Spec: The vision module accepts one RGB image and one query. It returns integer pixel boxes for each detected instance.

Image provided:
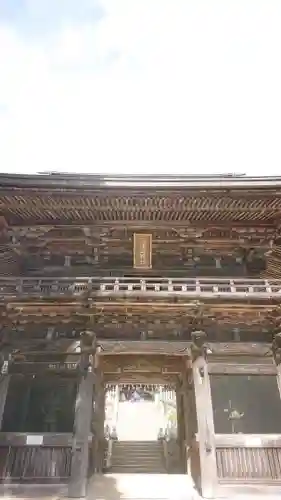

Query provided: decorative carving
[190,330,208,361]
[79,329,97,374]
[201,228,239,240]
[80,330,96,351]
[241,247,266,274]
[266,305,281,337]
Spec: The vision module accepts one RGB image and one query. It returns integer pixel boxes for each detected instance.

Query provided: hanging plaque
[133,233,152,269]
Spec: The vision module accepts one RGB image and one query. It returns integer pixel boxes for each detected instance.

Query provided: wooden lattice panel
[0,445,72,481]
[216,446,281,481]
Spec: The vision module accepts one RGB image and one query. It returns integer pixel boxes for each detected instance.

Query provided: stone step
[111,463,165,468]
[113,446,162,450]
[113,451,163,456]
[112,453,162,462]
[113,460,164,466]
[113,442,162,446]
[111,440,165,474]
[113,445,162,449]
[111,463,166,473]
[111,467,166,473]
[113,450,163,456]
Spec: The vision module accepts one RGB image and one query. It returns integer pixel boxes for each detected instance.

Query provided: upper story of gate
[1,172,281,301]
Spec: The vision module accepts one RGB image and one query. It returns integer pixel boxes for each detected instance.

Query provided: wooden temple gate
[1,340,281,498]
[1,173,281,497]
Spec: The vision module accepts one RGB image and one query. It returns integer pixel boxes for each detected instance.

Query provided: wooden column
[176,384,185,470]
[113,384,120,426]
[272,333,281,399]
[94,374,105,473]
[68,331,96,499]
[176,387,182,437]
[0,375,10,429]
[68,369,95,498]
[182,370,191,472]
[192,356,217,499]
[274,359,281,407]
[182,364,198,477]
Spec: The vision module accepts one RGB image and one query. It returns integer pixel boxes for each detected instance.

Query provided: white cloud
[0,0,281,175]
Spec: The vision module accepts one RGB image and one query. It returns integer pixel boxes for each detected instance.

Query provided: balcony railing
[0,276,281,300]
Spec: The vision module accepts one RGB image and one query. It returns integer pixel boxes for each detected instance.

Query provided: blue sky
[0,0,280,175]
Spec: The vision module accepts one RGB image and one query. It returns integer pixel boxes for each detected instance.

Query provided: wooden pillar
[182,371,190,473]
[68,335,96,499]
[0,375,10,429]
[68,369,95,498]
[176,384,185,469]
[175,386,182,439]
[272,333,281,399]
[113,384,119,425]
[276,364,281,399]
[192,356,217,499]
[182,365,198,474]
[93,370,105,473]
[97,382,105,472]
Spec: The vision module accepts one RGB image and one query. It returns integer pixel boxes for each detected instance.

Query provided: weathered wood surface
[99,341,272,356]
[181,368,198,479]
[1,276,281,299]
[2,307,274,342]
[215,434,281,448]
[175,386,185,469]
[1,224,272,280]
[0,444,72,482]
[208,363,276,375]
[103,372,179,384]
[68,369,95,498]
[101,354,184,374]
[216,446,281,482]
[99,341,191,355]
[0,300,275,350]
[0,432,74,446]
[276,363,281,400]
[2,174,281,492]
[8,361,79,374]
[0,376,10,429]
[1,181,281,227]
[1,174,281,281]
[193,356,217,499]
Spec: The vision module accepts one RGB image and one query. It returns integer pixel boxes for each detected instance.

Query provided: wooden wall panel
[216,447,281,481]
[0,445,72,481]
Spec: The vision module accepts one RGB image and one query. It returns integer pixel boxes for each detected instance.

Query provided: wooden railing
[0,433,73,483]
[0,276,281,299]
[215,434,281,483]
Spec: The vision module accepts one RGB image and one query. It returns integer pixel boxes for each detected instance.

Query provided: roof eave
[1,173,281,191]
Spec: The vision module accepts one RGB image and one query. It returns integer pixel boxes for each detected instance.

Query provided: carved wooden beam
[101,354,183,374]
[103,372,179,384]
